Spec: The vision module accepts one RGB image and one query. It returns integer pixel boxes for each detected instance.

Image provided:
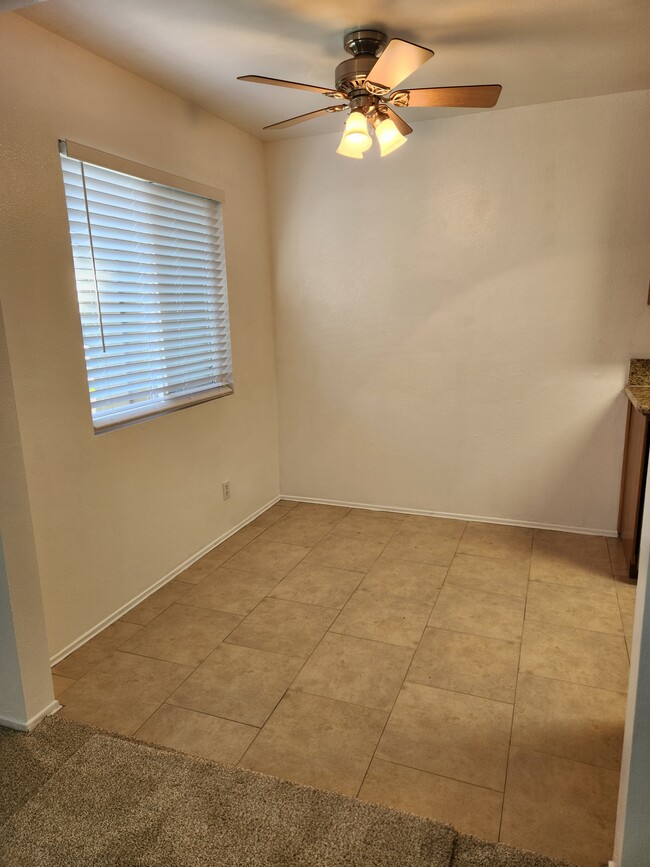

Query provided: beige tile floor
[52,500,636,867]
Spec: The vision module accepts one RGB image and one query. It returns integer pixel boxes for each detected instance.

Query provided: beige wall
[266,90,650,533]
[0,15,280,658]
[0,305,55,727]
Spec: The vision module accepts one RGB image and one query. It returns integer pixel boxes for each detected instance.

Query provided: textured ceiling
[18,0,650,140]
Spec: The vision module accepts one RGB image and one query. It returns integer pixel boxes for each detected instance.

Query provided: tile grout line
[496,527,534,842]
[368,755,510,796]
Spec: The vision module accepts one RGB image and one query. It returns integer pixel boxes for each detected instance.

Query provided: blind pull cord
[80,161,107,353]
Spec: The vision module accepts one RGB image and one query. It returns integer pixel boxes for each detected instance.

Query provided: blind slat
[91,373,229,409]
[61,153,232,430]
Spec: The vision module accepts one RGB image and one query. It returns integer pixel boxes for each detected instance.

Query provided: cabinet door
[618,404,649,575]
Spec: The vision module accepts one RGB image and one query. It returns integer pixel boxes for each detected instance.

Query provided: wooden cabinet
[618,401,650,580]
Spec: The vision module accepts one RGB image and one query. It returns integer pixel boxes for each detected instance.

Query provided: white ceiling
[17,0,650,140]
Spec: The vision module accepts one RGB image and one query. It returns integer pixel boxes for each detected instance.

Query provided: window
[59,141,233,433]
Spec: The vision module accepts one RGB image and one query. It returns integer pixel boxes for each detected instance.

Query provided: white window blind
[60,146,233,432]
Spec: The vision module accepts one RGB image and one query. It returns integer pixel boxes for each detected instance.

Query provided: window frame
[59,140,234,434]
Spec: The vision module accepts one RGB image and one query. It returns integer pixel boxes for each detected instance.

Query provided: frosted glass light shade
[375,116,407,156]
[336,111,372,158]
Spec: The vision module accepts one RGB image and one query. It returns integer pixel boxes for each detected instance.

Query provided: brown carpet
[0,716,573,867]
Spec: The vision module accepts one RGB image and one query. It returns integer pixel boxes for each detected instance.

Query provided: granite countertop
[625,359,650,416]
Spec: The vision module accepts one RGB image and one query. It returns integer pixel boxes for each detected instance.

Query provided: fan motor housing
[335,56,377,93]
[336,29,387,93]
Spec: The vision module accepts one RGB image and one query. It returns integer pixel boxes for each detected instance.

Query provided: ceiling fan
[238,29,502,158]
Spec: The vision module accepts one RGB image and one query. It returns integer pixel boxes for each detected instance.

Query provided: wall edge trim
[0,699,61,732]
[49,495,281,666]
[280,494,618,537]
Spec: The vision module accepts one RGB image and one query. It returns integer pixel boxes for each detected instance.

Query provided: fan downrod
[343,29,387,58]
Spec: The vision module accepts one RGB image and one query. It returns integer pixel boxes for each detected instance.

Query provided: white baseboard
[0,699,61,732]
[281,494,618,537]
[50,495,281,667]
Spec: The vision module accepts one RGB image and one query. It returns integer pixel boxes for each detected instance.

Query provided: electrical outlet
[222,480,231,501]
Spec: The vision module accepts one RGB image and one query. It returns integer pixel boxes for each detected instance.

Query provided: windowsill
[92,385,234,434]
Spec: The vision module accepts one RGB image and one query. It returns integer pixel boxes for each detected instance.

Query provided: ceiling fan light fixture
[375,116,407,156]
[336,110,372,158]
[240,29,502,157]
[336,137,364,158]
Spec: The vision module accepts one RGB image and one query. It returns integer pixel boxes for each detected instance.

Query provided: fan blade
[238,75,344,98]
[364,39,434,94]
[391,84,502,108]
[263,105,347,130]
[382,106,413,136]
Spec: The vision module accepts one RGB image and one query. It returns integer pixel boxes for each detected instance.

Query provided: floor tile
[331,588,432,648]
[134,703,258,764]
[534,529,610,559]
[292,632,413,711]
[500,746,619,867]
[428,585,525,641]
[258,511,337,547]
[377,682,512,791]
[52,674,75,699]
[52,620,141,680]
[520,621,629,692]
[622,613,634,654]
[290,502,350,522]
[359,758,503,841]
[226,597,337,658]
[347,508,406,522]
[401,515,467,537]
[407,628,519,703]
[58,650,192,735]
[334,511,403,542]
[240,690,387,796]
[225,539,310,580]
[512,673,626,770]
[382,528,461,568]
[177,567,279,615]
[529,552,614,590]
[530,530,613,590]
[607,537,629,577]
[308,533,385,571]
[250,500,298,529]
[175,557,219,584]
[359,558,446,604]
[457,522,533,561]
[269,560,364,608]
[446,553,529,598]
[526,581,623,635]
[169,642,303,726]
[120,581,190,626]
[120,603,241,666]
[614,576,637,617]
[216,524,266,554]
[192,525,268,572]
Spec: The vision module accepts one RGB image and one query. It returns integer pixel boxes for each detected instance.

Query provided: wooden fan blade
[382,106,413,136]
[391,84,502,108]
[238,75,344,98]
[364,39,434,94]
[263,105,347,130]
